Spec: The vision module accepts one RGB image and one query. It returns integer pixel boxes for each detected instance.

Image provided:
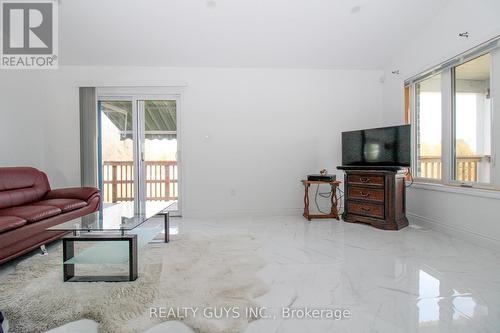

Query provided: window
[406,37,500,190]
[415,74,442,180]
[453,54,491,184]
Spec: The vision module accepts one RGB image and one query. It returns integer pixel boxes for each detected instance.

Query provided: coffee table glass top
[48,200,176,232]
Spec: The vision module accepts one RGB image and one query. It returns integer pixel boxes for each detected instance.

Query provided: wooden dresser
[340,169,408,230]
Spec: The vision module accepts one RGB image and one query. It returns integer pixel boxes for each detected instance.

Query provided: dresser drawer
[347,201,384,219]
[348,186,384,202]
[348,174,384,186]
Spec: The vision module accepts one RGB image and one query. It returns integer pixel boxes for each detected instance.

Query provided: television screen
[342,125,411,167]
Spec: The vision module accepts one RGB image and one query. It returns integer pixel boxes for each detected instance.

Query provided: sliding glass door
[98,96,180,214]
[137,100,179,210]
[99,100,136,202]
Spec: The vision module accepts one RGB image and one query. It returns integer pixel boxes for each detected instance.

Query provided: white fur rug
[0,232,267,333]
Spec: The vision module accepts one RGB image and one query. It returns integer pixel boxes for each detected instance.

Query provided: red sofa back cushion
[0,167,51,209]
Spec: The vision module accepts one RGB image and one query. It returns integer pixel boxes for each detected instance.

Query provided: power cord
[314,184,330,214]
[314,184,344,215]
[336,187,344,215]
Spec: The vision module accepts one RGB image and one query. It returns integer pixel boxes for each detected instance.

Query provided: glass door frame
[136,96,181,216]
[97,94,182,216]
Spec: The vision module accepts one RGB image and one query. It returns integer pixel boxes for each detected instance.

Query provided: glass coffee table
[48,200,176,282]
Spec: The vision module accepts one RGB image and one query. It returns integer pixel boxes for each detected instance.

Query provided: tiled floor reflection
[179,216,500,333]
[2,215,500,333]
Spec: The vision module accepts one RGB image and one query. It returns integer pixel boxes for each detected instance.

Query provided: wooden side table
[301,180,341,221]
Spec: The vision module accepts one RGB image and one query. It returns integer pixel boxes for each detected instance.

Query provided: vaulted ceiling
[59,0,450,69]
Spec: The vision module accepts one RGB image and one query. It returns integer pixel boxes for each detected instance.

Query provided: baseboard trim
[407,212,500,251]
[184,207,305,218]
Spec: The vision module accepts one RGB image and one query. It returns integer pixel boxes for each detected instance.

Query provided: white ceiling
[59,0,450,69]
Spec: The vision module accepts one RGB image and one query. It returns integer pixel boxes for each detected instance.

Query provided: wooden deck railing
[102,161,178,203]
[419,156,490,182]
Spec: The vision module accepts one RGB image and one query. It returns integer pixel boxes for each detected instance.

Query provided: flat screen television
[341,125,411,167]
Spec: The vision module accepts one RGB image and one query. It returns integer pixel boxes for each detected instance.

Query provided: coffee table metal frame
[58,207,172,282]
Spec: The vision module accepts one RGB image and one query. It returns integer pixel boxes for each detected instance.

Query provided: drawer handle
[360,177,370,183]
[361,207,371,212]
[360,191,370,197]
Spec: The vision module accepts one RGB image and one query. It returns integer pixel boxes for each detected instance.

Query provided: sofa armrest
[44,187,100,202]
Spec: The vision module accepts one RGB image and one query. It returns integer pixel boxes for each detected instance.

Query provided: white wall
[0,71,48,169]
[382,0,500,243]
[0,66,384,217]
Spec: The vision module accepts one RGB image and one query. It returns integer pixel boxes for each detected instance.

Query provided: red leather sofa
[0,167,100,265]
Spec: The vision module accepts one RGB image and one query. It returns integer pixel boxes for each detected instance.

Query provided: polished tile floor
[2,216,500,333]
[186,216,500,333]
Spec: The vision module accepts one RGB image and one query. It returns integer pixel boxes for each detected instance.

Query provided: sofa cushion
[0,205,61,223]
[0,216,27,234]
[44,187,100,202]
[0,167,51,209]
[34,199,87,213]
